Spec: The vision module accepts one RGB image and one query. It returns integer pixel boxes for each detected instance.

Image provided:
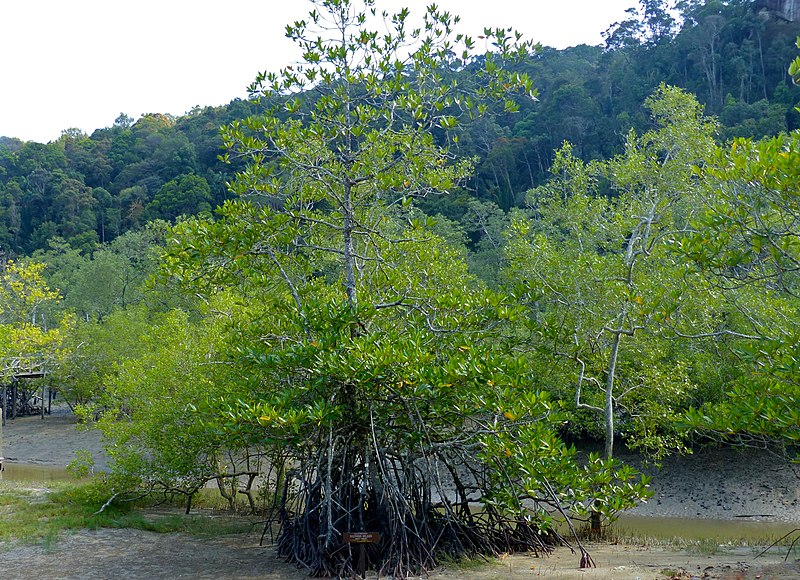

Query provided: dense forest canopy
[0,0,798,257]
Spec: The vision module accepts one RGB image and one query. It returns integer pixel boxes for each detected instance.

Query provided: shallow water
[1,462,74,482]
[613,513,799,542]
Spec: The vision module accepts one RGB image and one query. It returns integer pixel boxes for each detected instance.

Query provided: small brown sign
[343,531,381,543]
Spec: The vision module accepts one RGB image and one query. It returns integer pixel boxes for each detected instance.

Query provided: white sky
[0,0,637,143]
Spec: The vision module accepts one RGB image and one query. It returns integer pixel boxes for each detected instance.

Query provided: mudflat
[2,406,108,470]
[1,409,799,579]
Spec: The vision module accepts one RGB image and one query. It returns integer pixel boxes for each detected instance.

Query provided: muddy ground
[1,409,799,579]
[1,525,798,580]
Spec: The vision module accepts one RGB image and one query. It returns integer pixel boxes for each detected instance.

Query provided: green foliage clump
[680,125,800,451]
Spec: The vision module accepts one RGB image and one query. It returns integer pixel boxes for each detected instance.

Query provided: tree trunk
[589,329,622,536]
[604,331,622,461]
[342,180,357,312]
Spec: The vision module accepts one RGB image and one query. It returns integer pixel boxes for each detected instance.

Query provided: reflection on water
[1,462,74,482]
[613,513,799,542]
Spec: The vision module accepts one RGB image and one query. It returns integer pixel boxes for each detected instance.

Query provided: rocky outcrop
[756,0,800,21]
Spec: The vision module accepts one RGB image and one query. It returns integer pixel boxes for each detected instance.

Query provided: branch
[259,244,311,338]
[664,327,766,342]
[574,356,604,414]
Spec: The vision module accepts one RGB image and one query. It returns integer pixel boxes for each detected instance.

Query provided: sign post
[343,532,381,578]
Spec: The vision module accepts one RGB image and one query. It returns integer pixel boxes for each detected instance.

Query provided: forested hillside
[0,0,798,257]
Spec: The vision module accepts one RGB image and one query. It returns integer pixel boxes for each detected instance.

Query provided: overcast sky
[0,0,637,143]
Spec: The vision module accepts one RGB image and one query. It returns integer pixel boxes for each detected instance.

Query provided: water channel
[1,461,77,482]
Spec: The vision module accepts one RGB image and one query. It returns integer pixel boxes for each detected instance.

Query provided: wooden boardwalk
[1,371,52,426]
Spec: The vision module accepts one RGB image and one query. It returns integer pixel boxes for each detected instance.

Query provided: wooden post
[357,543,366,578]
[1,405,4,474]
[41,383,45,419]
[10,381,16,419]
[590,508,602,535]
[343,532,381,578]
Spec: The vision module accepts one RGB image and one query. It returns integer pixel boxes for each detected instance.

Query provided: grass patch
[114,509,257,537]
[0,478,257,546]
[681,536,727,556]
[436,553,493,571]
[0,483,95,543]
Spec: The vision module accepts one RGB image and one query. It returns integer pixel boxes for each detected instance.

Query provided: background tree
[145,174,212,221]
[505,86,718,461]
[0,260,66,381]
[51,304,152,410]
[34,224,166,322]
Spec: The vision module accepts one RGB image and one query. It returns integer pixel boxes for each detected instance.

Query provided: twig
[755,528,800,562]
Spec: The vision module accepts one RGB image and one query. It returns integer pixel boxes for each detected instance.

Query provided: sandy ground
[1,409,800,579]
